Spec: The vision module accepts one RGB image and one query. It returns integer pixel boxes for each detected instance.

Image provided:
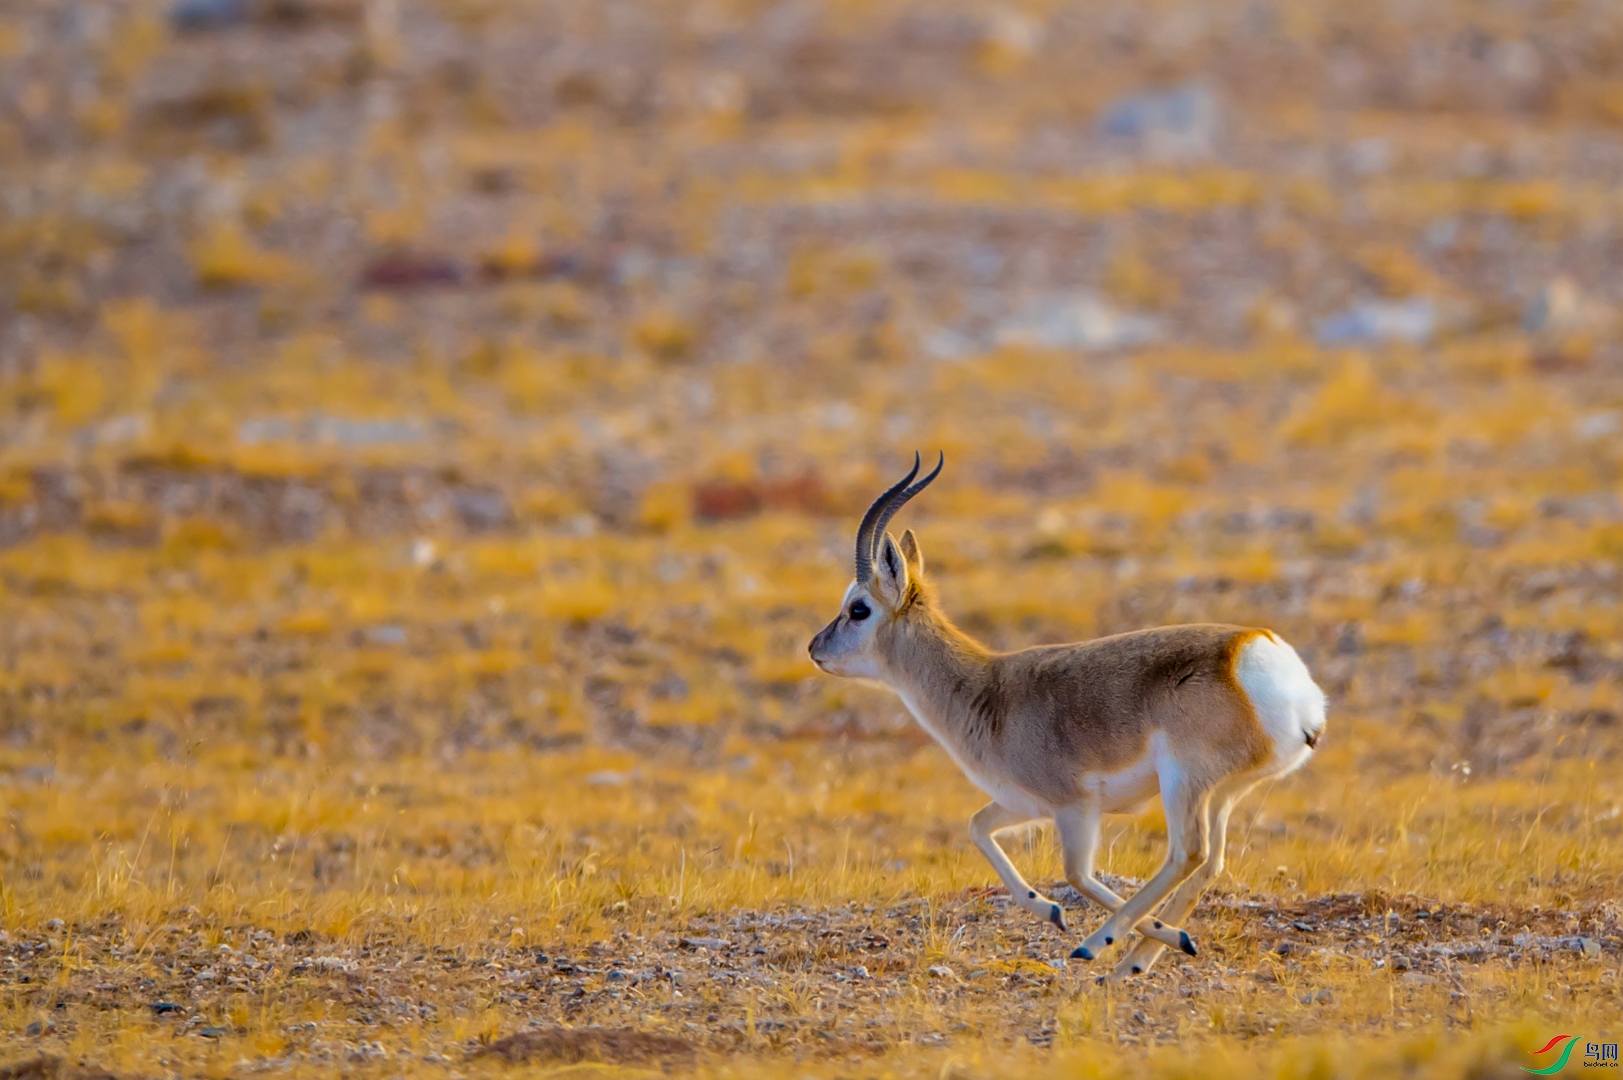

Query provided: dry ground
[2,0,1623,1077]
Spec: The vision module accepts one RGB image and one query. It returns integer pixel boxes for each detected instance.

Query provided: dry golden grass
[2,0,1623,1077]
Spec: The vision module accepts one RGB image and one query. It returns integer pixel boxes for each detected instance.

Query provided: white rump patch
[1234,633,1327,776]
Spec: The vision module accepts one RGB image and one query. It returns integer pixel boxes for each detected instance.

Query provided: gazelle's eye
[848,600,871,621]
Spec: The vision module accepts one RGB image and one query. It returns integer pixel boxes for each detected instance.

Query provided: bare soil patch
[475,1027,697,1067]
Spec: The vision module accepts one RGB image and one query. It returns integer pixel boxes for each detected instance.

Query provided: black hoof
[1104,936,1113,945]
[1179,930,1197,957]
[1071,945,1094,961]
[1130,965,1142,975]
[1049,904,1066,931]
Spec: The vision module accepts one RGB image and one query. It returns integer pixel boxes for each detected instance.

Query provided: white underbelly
[1085,751,1160,813]
[957,759,1048,818]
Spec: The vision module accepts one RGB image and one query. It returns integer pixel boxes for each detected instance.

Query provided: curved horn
[854,452,920,583]
[869,451,943,558]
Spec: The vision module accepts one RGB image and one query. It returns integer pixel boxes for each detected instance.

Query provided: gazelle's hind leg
[969,801,1069,932]
[1053,803,1196,956]
[1071,772,1213,962]
[1112,777,1259,978]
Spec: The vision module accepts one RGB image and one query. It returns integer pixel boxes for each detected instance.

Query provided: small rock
[1291,920,1315,933]
[364,624,407,646]
[1400,972,1433,986]
[587,771,629,787]
[171,0,248,32]
[199,1025,230,1038]
[1577,936,1603,958]
[1315,298,1436,346]
[360,253,464,290]
[25,1021,46,1036]
[1391,955,1413,972]
[311,956,356,973]
[43,919,63,932]
[927,964,958,980]
[1131,1010,1148,1025]
[851,965,870,979]
[994,291,1160,352]
[1573,413,1623,449]
[1099,81,1221,159]
[677,937,729,950]
[605,969,628,982]
[1524,277,1605,335]
[152,1001,182,1014]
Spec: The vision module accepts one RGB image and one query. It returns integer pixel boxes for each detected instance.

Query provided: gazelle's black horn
[869,451,943,560]
[854,453,920,583]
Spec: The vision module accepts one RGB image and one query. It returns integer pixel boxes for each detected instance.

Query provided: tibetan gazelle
[808,454,1327,978]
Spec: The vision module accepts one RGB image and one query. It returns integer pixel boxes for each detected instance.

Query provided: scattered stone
[678,937,730,950]
[1524,277,1608,335]
[1098,82,1221,159]
[1315,298,1436,346]
[170,0,249,31]
[993,291,1161,352]
[360,253,465,290]
[171,0,361,32]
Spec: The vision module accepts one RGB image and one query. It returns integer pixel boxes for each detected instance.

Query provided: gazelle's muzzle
[807,618,839,671]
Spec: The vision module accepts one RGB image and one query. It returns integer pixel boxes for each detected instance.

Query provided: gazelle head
[808,452,943,680]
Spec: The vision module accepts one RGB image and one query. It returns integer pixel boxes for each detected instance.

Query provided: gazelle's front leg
[1053,803,1197,957]
[969,802,1068,932]
[1072,777,1213,962]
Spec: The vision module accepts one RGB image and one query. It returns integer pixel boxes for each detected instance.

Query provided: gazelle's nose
[807,624,831,664]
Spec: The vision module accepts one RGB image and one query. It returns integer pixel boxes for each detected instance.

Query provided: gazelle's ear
[874,531,910,603]
[899,528,924,577]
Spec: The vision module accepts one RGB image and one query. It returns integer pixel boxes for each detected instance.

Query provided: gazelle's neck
[880,588,1000,746]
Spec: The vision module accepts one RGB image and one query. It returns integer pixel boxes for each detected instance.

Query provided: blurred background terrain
[0,1,1621,1076]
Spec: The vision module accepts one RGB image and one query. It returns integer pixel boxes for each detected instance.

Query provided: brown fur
[879,580,1272,807]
